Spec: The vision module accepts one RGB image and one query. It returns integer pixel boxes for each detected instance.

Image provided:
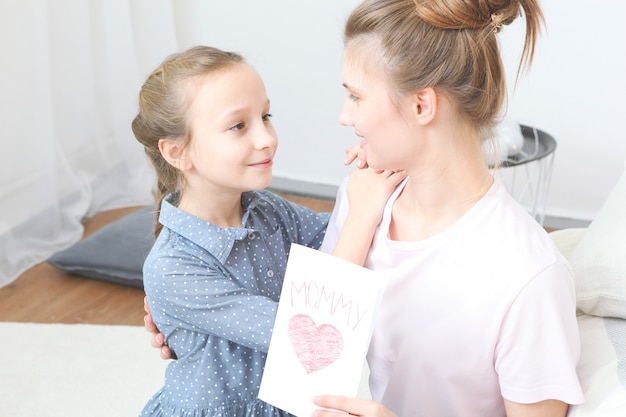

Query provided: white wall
[175,0,626,223]
[170,0,359,191]
[498,0,626,222]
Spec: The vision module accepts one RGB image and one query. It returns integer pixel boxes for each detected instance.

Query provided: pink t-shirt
[320,178,583,417]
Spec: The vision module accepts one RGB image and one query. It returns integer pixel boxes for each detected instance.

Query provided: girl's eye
[230,122,245,131]
[262,113,273,122]
[348,94,359,102]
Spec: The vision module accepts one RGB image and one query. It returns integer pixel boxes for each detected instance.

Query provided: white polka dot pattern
[139,190,330,417]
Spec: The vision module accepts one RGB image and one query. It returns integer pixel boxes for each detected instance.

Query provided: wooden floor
[0,193,555,327]
[0,194,335,326]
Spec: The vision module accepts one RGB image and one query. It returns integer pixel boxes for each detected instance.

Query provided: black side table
[491,124,557,225]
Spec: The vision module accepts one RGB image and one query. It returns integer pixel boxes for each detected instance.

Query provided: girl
[313,1,583,416]
[132,45,405,417]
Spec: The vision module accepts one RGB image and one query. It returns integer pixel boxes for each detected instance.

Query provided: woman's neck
[390,130,493,241]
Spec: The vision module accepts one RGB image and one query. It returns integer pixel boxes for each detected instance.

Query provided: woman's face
[339,44,419,171]
[182,63,278,193]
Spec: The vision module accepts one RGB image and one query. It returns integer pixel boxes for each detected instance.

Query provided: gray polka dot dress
[139,190,330,417]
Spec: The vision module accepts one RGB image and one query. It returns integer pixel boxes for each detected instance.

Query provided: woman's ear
[411,87,437,125]
[158,138,191,171]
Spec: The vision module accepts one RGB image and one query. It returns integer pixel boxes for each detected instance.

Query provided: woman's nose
[338,99,353,127]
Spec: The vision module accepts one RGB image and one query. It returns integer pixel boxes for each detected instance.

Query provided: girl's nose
[255,125,278,149]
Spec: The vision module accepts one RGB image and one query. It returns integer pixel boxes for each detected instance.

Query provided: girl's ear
[411,87,437,125]
[158,138,191,171]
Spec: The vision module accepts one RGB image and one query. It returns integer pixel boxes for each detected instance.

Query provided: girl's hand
[331,167,406,266]
[344,141,368,169]
[311,395,397,417]
[345,167,406,230]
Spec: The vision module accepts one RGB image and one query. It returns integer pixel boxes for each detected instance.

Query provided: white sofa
[549,161,626,417]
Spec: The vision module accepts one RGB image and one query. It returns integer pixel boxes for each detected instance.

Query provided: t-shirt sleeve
[319,177,350,254]
[495,261,584,405]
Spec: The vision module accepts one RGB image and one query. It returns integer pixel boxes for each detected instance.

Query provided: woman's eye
[230,122,245,131]
[262,113,273,122]
[348,94,359,102]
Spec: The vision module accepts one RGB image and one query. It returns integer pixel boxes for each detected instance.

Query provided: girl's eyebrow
[221,99,271,120]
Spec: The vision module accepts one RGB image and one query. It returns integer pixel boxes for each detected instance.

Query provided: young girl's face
[183,63,277,193]
[339,44,420,171]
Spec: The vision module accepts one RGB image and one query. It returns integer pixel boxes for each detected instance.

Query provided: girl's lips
[249,158,273,168]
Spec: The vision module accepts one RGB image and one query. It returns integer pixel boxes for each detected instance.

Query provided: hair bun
[414,0,520,32]
[488,1,523,29]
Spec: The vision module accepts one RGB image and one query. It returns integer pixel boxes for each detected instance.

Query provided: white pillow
[566,314,626,417]
[569,162,626,319]
[549,228,587,261]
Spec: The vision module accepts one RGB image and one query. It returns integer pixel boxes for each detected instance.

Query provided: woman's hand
[143,296,175,360]
[312,395,397,417]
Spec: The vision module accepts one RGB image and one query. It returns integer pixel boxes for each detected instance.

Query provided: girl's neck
[177,189,244,228]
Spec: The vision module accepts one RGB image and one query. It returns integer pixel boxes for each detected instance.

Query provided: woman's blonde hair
[131,46,244,236]
[344,0,543,131]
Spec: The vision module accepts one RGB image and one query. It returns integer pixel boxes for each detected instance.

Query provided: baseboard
[269,177,338,200]
[542,216,590,231]
[269,176,591,231]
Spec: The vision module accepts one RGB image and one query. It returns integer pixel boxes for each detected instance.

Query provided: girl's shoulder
[251,189,290,205]
[249,189,330,218]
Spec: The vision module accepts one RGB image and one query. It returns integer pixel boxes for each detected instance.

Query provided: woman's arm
[312,395,397,417]
[504,399,568,417]
[310,395,569,417]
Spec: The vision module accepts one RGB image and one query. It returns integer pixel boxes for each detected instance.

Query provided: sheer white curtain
[0,0,355,287]
[0,0,189,287]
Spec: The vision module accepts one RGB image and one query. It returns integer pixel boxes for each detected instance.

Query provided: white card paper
[258,243,387,417]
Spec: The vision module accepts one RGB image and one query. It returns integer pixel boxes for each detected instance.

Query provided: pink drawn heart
[287,314,344,374]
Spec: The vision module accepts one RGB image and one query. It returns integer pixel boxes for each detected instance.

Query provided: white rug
[0,322,168,417]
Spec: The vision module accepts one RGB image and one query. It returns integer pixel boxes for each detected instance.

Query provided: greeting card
[258,243,387,417]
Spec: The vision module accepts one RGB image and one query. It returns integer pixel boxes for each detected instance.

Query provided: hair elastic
[491,13,503,33]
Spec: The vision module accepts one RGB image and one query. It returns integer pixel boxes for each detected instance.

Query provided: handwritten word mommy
[289,280,368,331]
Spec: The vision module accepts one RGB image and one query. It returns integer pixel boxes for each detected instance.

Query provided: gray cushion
[47,206,155,288]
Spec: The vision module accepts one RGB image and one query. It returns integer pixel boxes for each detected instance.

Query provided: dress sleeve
[261,191,331,250]
[145,250,279,353]
[495,261,584,405]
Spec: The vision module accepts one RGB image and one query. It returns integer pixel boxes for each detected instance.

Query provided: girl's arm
[331,167,406,266]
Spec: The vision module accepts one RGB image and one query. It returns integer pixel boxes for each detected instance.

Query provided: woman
[313,0,583,416]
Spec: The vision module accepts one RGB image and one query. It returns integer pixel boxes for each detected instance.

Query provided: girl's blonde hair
[131,46,244,236]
